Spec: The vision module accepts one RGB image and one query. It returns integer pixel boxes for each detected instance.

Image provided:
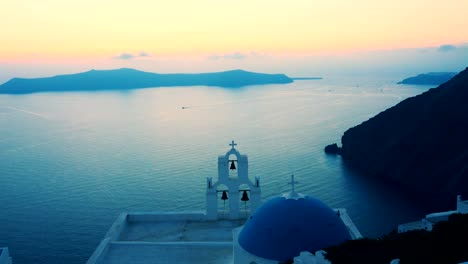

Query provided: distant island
[291,77,323,80]
[326,67,468,208]
[398,72,457,85]
[0,68,293,94]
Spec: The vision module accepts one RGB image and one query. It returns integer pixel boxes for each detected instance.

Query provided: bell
[221,190,228,200]
[241,190,249,202]
[230,160,236,170]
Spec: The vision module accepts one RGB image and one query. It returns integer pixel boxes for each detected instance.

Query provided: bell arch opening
[239,183,251,215]
[228,154,239,180]
[217,184,230,216]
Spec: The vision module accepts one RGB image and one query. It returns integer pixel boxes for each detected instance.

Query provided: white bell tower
[206,141,261,220]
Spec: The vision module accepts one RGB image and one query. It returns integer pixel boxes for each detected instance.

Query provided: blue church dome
[238,194,351,261]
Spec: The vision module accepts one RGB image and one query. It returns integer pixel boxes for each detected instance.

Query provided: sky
[1,0,468,82]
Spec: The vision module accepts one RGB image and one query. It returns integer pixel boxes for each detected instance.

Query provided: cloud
[438,44,457,52]
[208,52,248,60]
[224,52,247,60]
[114,52,152,60]
[114,53,135,60]
[138,52,150,57]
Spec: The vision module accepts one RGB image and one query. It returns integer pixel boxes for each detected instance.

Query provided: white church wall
[457,195,468,213]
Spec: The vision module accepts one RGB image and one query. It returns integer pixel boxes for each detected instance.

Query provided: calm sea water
[0,77,432,264]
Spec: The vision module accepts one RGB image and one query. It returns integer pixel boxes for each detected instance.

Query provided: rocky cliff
[340,68,468,204]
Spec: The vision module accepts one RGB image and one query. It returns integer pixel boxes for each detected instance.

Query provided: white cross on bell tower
[229,140,237,149]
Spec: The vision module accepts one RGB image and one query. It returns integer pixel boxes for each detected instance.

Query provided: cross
[229,140,237,149]
[289,174,299,193]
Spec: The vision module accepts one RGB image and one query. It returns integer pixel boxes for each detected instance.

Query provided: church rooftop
[87,212,247,264]
[120,217,245,242]
[98,241,233,264]
[87,143,361,264]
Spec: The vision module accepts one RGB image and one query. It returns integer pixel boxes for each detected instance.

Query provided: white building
[0,248,12,264]
[398,195,468,233]
[87,142,361,264]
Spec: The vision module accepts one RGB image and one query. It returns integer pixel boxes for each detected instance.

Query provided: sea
[0,76,433,264]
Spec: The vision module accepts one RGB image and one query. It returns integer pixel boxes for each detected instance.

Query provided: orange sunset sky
[1,0,467,81]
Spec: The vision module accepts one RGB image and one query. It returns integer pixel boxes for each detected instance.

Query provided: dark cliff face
[341,68,468,203]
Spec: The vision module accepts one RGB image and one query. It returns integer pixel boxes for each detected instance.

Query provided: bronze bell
[230,160,236,170]
[241,190,249,202]
[221,190,228,200]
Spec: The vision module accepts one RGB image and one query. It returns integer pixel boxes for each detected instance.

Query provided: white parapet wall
[425,210,457,223]
[126,211,206,222]
[87,213,130,264]
[398,219,434,233]
[336,208,363,239]
[87,211,212,264]
[0,248,12,264]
